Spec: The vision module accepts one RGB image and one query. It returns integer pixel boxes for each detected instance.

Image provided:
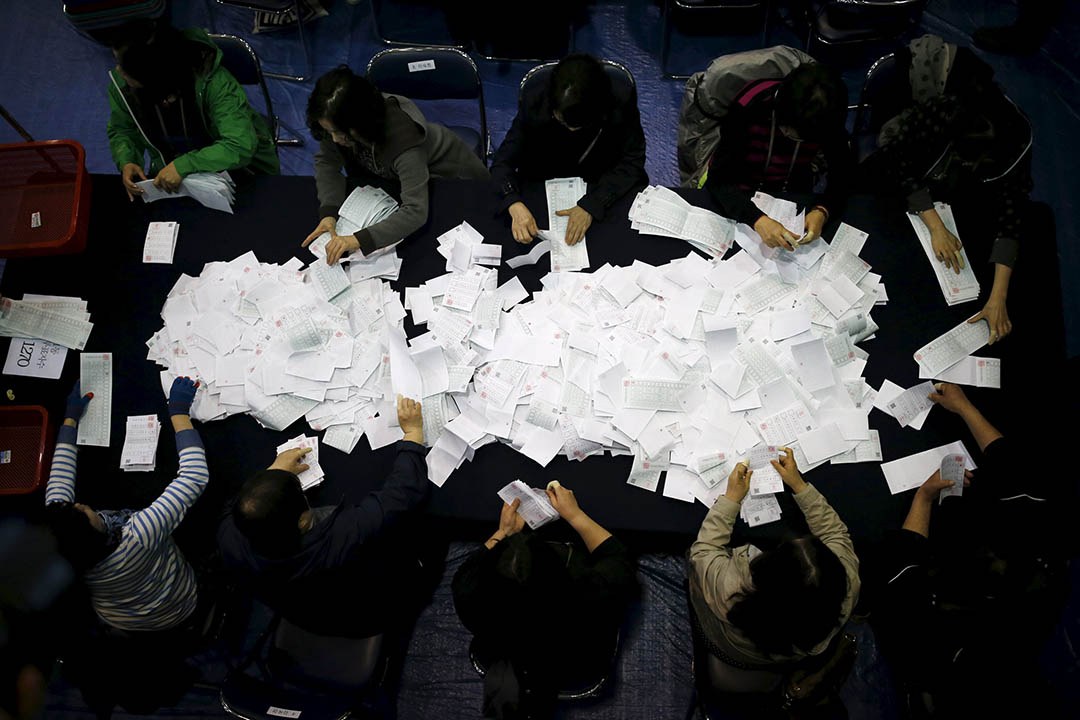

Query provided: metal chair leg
[265,0,311,82]
[274,119,306,147]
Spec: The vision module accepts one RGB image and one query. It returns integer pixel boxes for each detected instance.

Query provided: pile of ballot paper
[629,185,737,258]
[497,480,559,529]
[276,434,325,490]
[307,185,400,262]
[138,171,237,214]
[0,295,93,351]
[143,221,179,264]
[120,415,161,472]
[907,202,980,305]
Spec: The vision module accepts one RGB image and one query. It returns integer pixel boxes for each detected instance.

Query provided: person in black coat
[452,481,637,719]
[217,396,429,639]
[490,53,648,247]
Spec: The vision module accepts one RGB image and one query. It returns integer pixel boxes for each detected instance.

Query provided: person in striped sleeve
[44,377,210,632]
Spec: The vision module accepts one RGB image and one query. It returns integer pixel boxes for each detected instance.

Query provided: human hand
[802,208,826,244]
[927,382,973,414]
[915,468,972,504]
[167,375,200,417]
[121,162,147,201]
[771,447,807,493]
[968,298,1011,344]
[508,202,539,244]
[930,227,964,274]
[397,394,423,444]
[324,233,360,266]
[546,482,584,523]
[555,205,593,246]
[64,382,94,423]
[753,215,798,251]
[724,461,751,503]
[152,162,183,193]
[269,447,312,475]
[301,216,337,250]
[497,498,526,538]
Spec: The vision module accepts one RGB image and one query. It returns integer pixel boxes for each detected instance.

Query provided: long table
[0,175,1051,550]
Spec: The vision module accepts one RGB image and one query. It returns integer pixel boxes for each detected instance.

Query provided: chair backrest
[269,618,384,694]
[854,52,903,135]
[209,33,277,139]
[518,60,638,111]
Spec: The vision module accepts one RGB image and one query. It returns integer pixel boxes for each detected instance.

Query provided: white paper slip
[914,317,991,376]
[622,378,690,412]
[885,381,936,428]
[880,440,977,495]
[627,447,666,492]
[506,239,552,269]
[754,402,815,446]
[308,259,351,301]
[790,338,836,392]
[939,452,966,503]
[918,355,1001,389]
[829,223,868,256]
[3,338,67,379]
[741,493,782,527]
[78,352,113,447]
[907,203,980,305]
[747,444,783,496]
[498,480,560,528]
[537,229,590,273]
[830,429,882,464]
[120,415,160,471]
[143,221,179,263]
[275,434,325,490]
[520,426,565,467]
[0,298,93,350]
[796,424,850,465]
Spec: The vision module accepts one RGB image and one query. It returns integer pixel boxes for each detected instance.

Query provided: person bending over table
[865,60,1035,345]
[45,377,209,631]
[301,67,490,265]
[108,25,280,201]
[490,53,648,247]
[452,481,637,719]
[868,383,1069,716]
[687,450,859,693]
[217,396,429,639]
[702,63,853,251]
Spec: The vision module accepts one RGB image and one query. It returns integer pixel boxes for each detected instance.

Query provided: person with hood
[301,66,490,265]
[107,24,279,201]
[217,396,428,639]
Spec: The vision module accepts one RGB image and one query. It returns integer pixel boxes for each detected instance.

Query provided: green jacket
[106,27,279,177]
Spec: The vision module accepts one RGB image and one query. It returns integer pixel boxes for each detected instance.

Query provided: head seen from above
[774,63,848,143]
[548,53,613,133]
[44,502,114,574]
[114,25,199,103]
[234,469,311,558]
[308,65,387,149]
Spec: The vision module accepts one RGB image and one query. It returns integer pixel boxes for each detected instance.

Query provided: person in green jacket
[107,25,279,201]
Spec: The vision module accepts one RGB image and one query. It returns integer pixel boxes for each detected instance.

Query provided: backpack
[677,45,815,188]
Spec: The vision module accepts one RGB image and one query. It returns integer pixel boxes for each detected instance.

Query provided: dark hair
[44,503,116,574]
[88,18,158,50]
[775,63,848,141]
[727,536,848,656]
[307,66,387,145]
[548,54,613,130]
[234,469,308,558]
[117,25,203,103]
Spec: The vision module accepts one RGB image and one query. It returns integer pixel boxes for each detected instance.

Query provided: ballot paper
[795,424,850,465]
[829,223,869,256]
[506,239,552,269]
[913,319,990,377]
[78,353,113,447]
[830,429,882,464]
[137,171,236,214]
[747,444,783,496]
[918,355,1001,388]
[880,441,977,495]
[907,203,980,305]
[497,480,559,529]
[307,186,400,263]
[939,452,966,503]
[120,415,160,471]
[544,178,590,272]
[3,338,67,379]
[628,185,736,257]
[0,297,93,350]
[143,222,179,264]
[275,434,325,490]
[884,381,936,428]
[741,492,782,527]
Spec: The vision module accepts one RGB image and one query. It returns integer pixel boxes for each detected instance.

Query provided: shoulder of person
[380,95,427,159]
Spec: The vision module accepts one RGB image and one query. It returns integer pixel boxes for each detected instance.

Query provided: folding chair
[518,60,638,112]
[851,51,903,159]
[369,0,468,50]
[366,47,488,162]
[803,0,927,53]
[209,33,305,147]
[659,0,772,81]
[211,0,312,82]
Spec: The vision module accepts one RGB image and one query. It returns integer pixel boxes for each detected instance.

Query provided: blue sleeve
[128,429,209,547]
[45,425,79,505]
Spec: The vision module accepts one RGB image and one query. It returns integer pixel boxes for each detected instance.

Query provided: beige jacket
[688,485,860,667]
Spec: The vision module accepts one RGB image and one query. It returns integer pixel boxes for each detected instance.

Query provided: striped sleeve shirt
[45,423,210,631]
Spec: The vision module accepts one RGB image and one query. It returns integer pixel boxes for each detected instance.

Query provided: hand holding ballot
[926,382,972,414]
[753,215,799,251]
[509,202,540,244]
[398,394,424,445]
[724,462,752,503]
[771,447,808,494]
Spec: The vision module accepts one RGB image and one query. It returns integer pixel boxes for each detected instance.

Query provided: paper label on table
[78,352,113,447]
[3,338,67,379]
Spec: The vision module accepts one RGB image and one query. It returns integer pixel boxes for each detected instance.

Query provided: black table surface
[0,174,1040,550]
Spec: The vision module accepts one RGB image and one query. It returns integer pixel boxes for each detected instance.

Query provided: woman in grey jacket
[301,66,489,264]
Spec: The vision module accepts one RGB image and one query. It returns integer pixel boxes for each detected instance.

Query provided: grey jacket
[314,94,489,253]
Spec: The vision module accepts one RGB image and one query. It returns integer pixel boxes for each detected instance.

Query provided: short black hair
[44,503,116,574]
[307,66,387,145]
[775,63,848,141]
[234,469,308,558]
[87,18,158,50]
[548,54,613,130]
[727,535,848,655]
[117,25,203,102]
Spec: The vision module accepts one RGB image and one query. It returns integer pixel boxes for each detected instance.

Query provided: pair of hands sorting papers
[137,171,236,214]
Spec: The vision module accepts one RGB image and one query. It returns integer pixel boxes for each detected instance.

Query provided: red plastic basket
[0,140,91,257]
[0,406,54,496]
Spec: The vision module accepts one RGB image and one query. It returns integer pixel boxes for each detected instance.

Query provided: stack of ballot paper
[411,215,889,526]
[145,250,411,462]
[628,185,737,258]
[544,177,591,272]
[138,172,236,214]
[276,434,325,490]
[912,318,990,378]
[497,480,559,529]
[143,222,179,264]
[907,202,979,305]
[918,355,1001,388]
[308,185,400,263]
[0,294,94,351]
[120,415,161,472]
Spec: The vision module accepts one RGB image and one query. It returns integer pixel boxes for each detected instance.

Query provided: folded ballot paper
[408,214,894,525]
[907,202,979,306]
[629,185,736,258]
[137,172,237,214]
[497,480,559,529]
[307,185,401,264]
